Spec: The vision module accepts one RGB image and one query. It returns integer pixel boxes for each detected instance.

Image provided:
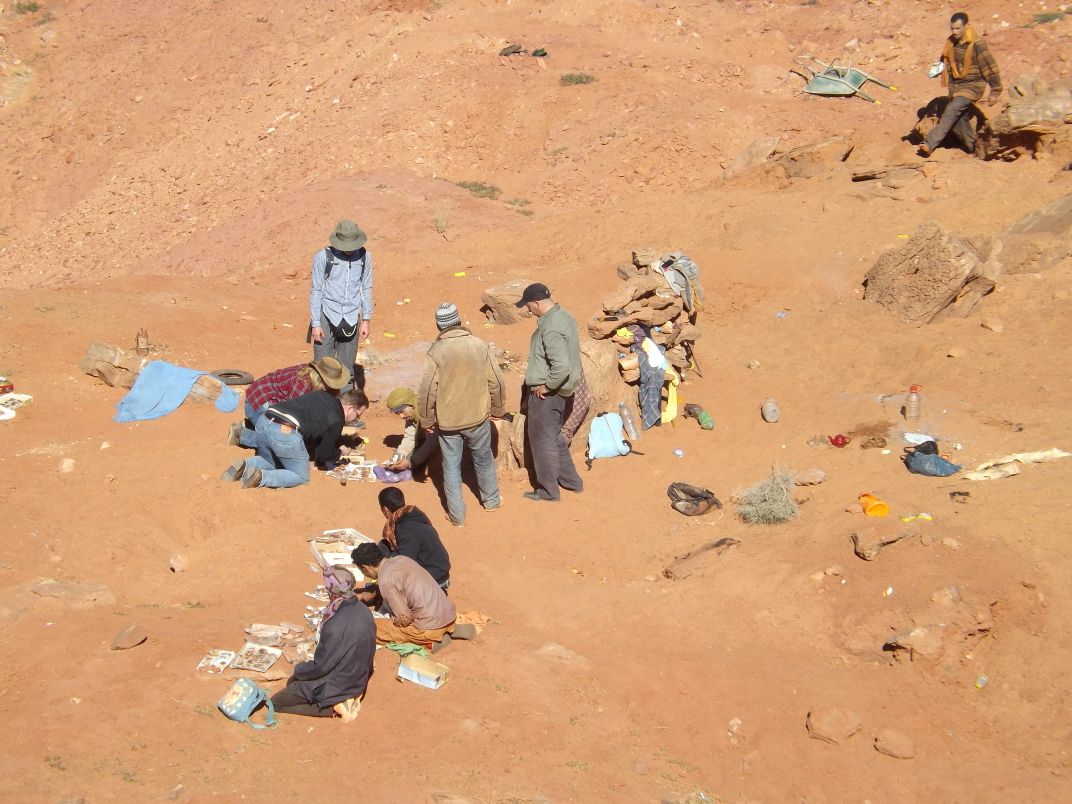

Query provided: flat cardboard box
[309,527,373,575]
[397,654,449,689]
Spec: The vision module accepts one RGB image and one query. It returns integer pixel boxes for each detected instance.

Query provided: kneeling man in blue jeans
[221,389,368,489]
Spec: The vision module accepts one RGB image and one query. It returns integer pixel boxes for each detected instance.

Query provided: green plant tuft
[560,72,596,86]
[1034,11,1070,23]
[455,180,501,199]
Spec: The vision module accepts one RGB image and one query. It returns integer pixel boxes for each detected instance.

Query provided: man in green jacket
[418,303,507,526]
[516,283,584,502]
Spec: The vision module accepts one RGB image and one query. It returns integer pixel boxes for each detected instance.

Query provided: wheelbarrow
[792,56,897,104]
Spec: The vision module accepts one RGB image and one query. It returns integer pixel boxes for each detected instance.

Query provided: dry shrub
[737,469,798,525]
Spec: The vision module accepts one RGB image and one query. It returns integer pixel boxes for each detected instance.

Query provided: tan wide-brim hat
[329,219,368,252]
[309,356,351,390]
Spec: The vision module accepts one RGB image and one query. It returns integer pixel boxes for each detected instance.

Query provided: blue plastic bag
[904,451,961,477]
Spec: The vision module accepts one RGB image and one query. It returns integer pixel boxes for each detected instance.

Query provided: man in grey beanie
[417,303,507,526]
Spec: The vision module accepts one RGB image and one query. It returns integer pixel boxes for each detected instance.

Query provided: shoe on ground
[241,468,262,489]
[227,422,242,447]
[450,623,478,640]
[333,696,362,722]
[431,633,452,654]
[523,491,559,502]
[220,459,245,482]
[445,515,465,527]
[918,143,932,157]
[483,498,506,513]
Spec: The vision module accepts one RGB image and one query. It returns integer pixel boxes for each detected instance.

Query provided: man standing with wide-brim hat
[309,219,374,389]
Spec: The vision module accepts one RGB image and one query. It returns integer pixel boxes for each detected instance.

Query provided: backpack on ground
[586,412,631,468]
[218,678,277,729]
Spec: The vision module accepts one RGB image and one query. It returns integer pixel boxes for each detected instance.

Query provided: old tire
[211,369,255,386]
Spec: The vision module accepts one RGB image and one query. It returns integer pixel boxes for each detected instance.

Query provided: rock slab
[806,705,862,744]
[875,728,915,759]
[111,623,148,650]
[30,578,116,607]
[852,521,919,561]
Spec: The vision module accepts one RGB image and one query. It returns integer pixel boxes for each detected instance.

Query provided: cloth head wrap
[322,566,358,622]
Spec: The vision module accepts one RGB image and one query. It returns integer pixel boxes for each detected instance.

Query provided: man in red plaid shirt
[229,357,350,448]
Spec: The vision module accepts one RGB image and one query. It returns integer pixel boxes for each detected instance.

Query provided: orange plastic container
[859,493,890,517]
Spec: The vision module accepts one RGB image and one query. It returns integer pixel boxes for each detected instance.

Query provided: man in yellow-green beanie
[384,387,438,472]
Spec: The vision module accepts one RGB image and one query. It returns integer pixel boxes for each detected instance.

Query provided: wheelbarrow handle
[820,73,879,103]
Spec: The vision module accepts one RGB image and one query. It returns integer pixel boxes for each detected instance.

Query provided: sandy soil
[2,1,1072,801]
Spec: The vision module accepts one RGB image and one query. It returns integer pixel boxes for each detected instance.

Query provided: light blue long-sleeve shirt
[309,247,374,327]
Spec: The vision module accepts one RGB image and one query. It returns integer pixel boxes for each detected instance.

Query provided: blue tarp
[114,360,238,422]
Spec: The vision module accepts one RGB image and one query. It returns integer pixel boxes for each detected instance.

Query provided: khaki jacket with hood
[418,327,506,431]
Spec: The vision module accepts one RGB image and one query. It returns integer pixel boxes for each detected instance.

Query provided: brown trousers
[375,618,453,646]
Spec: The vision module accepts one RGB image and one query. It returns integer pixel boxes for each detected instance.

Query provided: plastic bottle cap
[909,384,922,393]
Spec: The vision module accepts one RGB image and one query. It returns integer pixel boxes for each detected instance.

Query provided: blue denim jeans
[244,415,311,488]
[437,419,499,524]
[239,399,268,448]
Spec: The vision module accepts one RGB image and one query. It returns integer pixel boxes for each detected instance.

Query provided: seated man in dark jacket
[221,388,368,489]
[371,487,451,590]
[270,567,376,721]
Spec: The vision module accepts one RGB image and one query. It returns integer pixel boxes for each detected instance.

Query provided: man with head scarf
[382,386,439,473]
[270,567,376,722]
[920,11,1003,157]
[373,486,451,589]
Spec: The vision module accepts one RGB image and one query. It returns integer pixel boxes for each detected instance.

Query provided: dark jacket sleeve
[313,419,343,466]
[311,395,345,466]
[396,513,451,585]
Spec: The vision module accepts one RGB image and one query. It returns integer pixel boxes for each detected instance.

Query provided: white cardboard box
[397,654,449,689]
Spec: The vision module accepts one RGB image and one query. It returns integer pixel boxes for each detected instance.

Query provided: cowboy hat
[309,356,351,390]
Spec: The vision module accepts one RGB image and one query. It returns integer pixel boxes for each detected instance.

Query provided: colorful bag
[217,678,277,729]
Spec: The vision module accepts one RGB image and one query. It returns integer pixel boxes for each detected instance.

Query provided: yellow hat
[384,387,417,412]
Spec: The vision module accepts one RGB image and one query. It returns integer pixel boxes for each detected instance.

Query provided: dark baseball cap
[515,282,552,308]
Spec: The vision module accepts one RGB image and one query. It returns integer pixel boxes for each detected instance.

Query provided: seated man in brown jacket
[351,543,476,649]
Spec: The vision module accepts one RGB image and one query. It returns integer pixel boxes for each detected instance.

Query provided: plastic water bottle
[619,402,640,439]
[904,385,922,424]
[761,398,780,423]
